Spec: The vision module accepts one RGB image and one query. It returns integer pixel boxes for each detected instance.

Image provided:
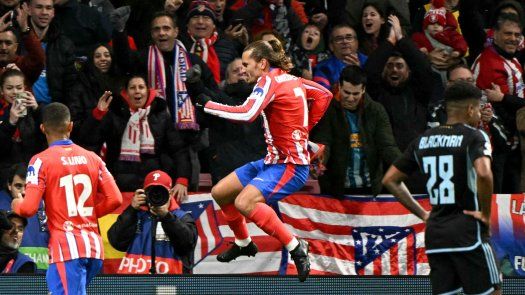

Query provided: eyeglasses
[333,35,356,44]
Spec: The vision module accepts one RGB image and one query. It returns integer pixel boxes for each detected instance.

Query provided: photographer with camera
[108,170,197,274]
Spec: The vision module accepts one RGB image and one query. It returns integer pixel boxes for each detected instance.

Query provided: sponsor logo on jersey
[63,220,74,232]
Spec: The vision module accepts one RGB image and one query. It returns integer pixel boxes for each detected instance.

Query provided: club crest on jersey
[292,130,302,141]
[26,158,43,185]
[253,87,264,97]
[63,220,74,232]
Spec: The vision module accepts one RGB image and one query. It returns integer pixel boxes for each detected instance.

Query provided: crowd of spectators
[1,0,525,273]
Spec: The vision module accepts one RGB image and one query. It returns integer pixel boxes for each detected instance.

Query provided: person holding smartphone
[0,69,44,184]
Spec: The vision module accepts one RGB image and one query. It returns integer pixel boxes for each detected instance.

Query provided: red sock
[248,203,293,246]
[220,203,249,240]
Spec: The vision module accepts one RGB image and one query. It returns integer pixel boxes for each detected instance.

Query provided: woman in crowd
[69,44,124,146]
[0,69,44,179]
[359,2,390,56]
[81,75,191,200]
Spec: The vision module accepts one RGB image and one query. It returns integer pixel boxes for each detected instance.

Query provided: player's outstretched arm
[95,179,123,218]
[11,186,42,217]
[382,165,429,222]
[464,156,493,226]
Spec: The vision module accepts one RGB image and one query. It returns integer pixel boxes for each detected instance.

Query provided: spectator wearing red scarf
[180,0,240,84]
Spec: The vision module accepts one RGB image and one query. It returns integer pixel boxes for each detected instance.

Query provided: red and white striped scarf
[190,31,220,83]
[147,41,199,130]
[119,106,155,162]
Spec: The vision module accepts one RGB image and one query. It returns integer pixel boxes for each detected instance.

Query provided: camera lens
[145,186,170,207]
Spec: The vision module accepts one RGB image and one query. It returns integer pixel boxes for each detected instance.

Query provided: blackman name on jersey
[419,135,464,149]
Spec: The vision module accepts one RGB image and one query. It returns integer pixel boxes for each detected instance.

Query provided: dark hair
[444,81,482,104]
[446,63,471,80]
[491,0,524,28]
[329,23,357,44]
[0,69,24,88]
[0,28,19,43]
[494,12,523,30]
[359,1,390,40]
[42,102,71,134]
[339,65,367,87]
[91,43,116,73]
[124,75,147,89]
[244,40,292,71]
[151,11,177,29]
[5,163,26,188]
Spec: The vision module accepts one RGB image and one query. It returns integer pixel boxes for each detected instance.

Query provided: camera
[145,185,170,207]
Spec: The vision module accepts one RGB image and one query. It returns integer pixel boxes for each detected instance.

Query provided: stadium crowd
[0,0,522,276]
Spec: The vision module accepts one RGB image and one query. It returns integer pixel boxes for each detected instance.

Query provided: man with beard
[364,15,434,154]
[313,24,367,95]
[28,0,76,105]
[0,210,36,273]
[472,13,524,193]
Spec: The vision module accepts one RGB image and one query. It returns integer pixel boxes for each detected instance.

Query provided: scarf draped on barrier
[148,41,199,130]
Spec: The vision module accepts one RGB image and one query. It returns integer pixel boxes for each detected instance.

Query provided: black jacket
[79,92,191,192]
[54,0,112,57]
[69,63,123,146]
[364,38,434,152]
[41,20,78,105]
[201,81,267,183]
[0,107,46,176]
[107,204,197,273]
[311,96,401,197]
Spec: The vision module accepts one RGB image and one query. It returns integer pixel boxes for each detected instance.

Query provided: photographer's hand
[131,189,146,210]
[150,199,170,218]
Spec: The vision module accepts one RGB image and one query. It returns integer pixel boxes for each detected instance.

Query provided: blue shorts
[235,159,309,205]
[47,258,103,295]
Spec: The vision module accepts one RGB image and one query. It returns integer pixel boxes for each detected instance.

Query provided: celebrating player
[382,81,502,295]
[193,40,332,282]
[11,103,123,294]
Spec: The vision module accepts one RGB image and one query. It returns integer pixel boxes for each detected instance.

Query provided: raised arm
[202,75,274,122]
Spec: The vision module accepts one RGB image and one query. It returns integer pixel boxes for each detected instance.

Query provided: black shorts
[427,242,502,295]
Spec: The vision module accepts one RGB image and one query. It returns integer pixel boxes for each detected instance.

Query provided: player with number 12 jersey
[13,141,123,263]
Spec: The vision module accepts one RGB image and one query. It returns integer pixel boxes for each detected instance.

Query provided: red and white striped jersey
[472,45,525,98]
[12,140,122,264]
[203,68,332,165]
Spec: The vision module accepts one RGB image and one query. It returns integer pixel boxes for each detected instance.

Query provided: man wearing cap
[108,170,198,274]
[0,210,36,273]
[180,0,240,84]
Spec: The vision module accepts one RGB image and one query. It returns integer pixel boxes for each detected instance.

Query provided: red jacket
[472,46,525,97]
[412,29,468,56]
